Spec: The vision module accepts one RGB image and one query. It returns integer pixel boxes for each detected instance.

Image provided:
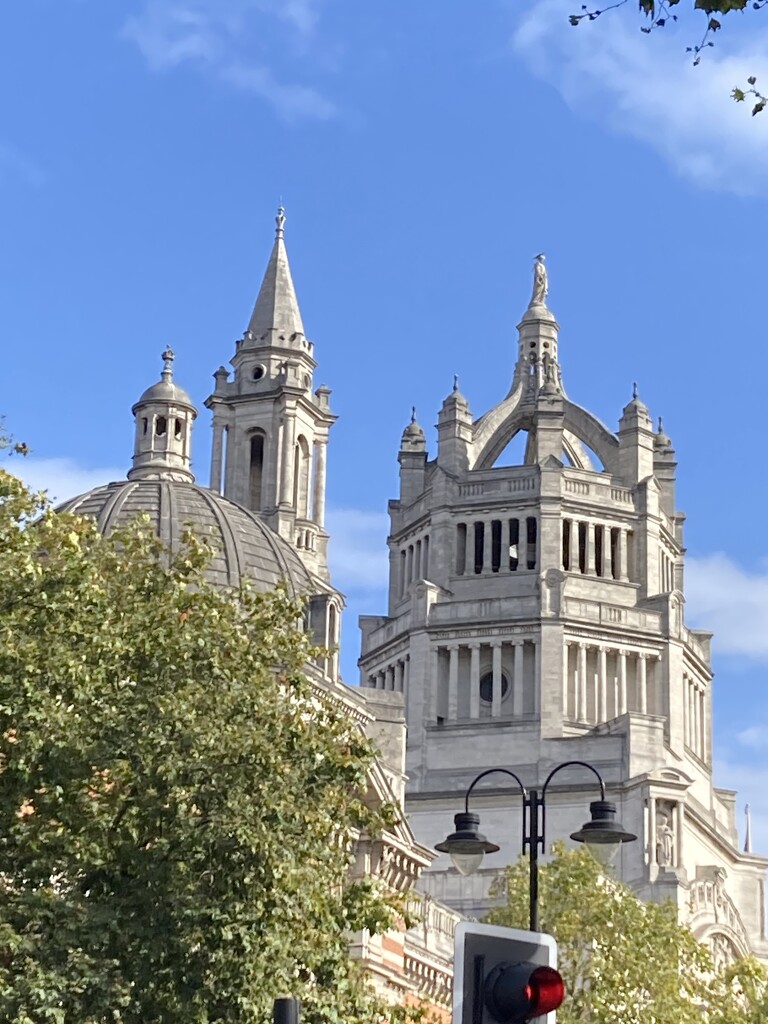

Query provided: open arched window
[249,431,265,511]
[293,435,311,519]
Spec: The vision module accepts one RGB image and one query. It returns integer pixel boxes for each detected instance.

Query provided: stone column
[569,518,579,572]
[469,643,480,719]
[431,646,440,722]
[533,640,541,715]
[604,527,613,580]
[648,795,657,866]
[482,522,493,574]
[598,647,608,722]
[279,412,296,505]
[638,654,647,714]
[675,802,685,866]
[465,525,475,575]
[693,684,701,756]
[448,645,459,720]
[492,641,503,718]
[415,540,422,581]
[513,642,524,716]
[586,523,596,576]
[312,438,327,528]
[210,421,225,493]
[562,642,570,719]
[618,528,629,582]
[423,535,430,579]
[578,643,588,723]
[518,517,528,570]
[618,650,627,714]
[403,655,410,703]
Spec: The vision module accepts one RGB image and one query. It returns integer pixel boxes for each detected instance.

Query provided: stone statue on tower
[530,253,548,306]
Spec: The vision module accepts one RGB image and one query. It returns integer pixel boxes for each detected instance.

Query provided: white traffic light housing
[453,922,565,1024]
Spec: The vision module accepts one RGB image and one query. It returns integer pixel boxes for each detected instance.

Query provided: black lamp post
[435,760,636,932]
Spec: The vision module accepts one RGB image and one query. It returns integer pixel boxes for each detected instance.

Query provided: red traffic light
[525,966,565,1017]
[485,962,565,1023]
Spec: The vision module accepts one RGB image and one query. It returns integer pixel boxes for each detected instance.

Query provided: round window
[479,672,509,704]
[252,364,266,381]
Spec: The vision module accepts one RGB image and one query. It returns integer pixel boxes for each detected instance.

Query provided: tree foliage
[569,0,768,107]
[485,843,768,1024]
[0,469,411,1024]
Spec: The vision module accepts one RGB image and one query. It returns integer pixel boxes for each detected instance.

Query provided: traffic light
[453,922,565,1024]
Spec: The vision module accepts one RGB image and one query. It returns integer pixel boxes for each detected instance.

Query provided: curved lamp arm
[464,767,527,813]
[541,759,606,801]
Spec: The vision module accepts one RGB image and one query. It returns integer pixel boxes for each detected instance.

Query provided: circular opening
[304,374,311,389]
[529,342,536,348]
[543,342,549,348]
[479,672,509,704]
[252,364,265,381]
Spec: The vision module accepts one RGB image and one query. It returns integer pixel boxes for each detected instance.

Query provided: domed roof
[135,378,195,409]
[58,479,320,597]
[133,348,194,410]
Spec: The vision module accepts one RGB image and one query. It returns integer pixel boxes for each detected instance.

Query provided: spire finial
[161,347,175,382]
[411,406,417,424]
[275,204,286,240]
[453,373,459,392]
[658,416,664,432]
[632,381,639,400]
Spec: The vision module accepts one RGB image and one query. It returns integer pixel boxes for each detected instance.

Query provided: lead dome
[57,349,330,601]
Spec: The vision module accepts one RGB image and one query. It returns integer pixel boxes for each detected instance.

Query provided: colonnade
[455,516,537,576]
[431,639,536,722]
[561,518,631,580]
[367,655,410,694]
[399,535,430,596]
[563,643,661,724]
[684,672,708,760]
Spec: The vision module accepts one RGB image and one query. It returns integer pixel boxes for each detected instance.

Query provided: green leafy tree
[485,843,767,1023]
[0,469,414,1024]
[569,0,768,109]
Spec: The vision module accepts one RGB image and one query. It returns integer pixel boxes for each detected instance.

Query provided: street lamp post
[435,759,636,932]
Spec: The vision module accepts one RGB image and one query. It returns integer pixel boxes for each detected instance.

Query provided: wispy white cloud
[686,552,768,661]
[121,0,335,120]
[737,724,768,749]
[513,0,768,196]
[326,506,389,593]
[7,457,124,505]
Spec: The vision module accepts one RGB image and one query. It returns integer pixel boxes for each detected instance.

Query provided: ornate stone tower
[359,259,768,962]
[205,208,335,579]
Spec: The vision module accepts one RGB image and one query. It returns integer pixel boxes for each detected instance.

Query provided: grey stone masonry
[205,208,336,580]
[359,266,768,965]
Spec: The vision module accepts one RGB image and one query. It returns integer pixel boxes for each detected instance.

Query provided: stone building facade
[359,258,768,964]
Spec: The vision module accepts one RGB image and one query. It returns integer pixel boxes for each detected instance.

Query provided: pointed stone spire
[129,349,197,482]
[246,206,305,338]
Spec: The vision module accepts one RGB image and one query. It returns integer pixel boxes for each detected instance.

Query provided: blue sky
[2,0,768,850]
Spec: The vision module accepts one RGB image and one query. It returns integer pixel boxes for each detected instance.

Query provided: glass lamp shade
[570,800,636,863]
[584,838,620,868]
[434,812,500,876]
[451,851,487,876]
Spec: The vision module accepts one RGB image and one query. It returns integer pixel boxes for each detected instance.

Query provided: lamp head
[570,799,636,867]
[435,812,500,876]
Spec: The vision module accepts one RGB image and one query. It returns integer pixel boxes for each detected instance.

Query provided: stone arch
[470,398,619,473]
